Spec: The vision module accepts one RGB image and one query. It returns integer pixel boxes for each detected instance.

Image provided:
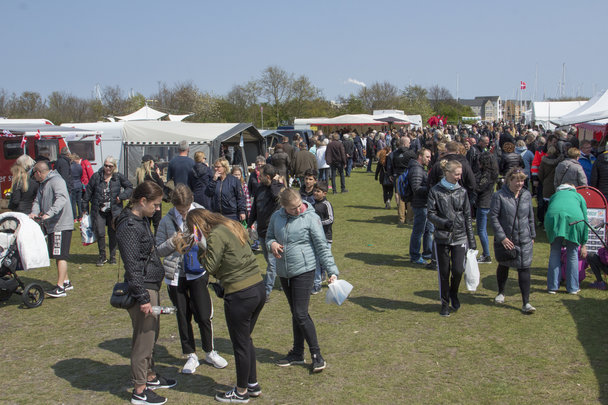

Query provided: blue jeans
[476,207,490,257]
[318,168,329,182]
[314,242,332,289]
[260,237,277,297]
[366,157,373,172]
[548,237,579,293]
[409,207,434,261]
[346,157,353,177]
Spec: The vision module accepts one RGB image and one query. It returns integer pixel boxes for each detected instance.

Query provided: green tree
[259,66,293,126]
[400,85,433,121]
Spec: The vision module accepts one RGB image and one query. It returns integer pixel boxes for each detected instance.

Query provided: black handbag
[110,234,156,309]
[209,282,225,299]
[110,282,135,309]
[494,195,520,262]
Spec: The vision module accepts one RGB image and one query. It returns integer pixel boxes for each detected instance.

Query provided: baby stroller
[0,216,45,308]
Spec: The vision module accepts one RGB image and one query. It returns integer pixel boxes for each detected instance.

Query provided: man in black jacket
[342,133,355,177]
[247,164,284,301]
[387,136,416,225]
[54,146,73,195]
[408,149,433,264]
[325,133,348,193]
[428,141,476,194]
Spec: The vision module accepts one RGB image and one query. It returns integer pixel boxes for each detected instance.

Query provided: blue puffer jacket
[266,201,339,279]
[205,174,246,220]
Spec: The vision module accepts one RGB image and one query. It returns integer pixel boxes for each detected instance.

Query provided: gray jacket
[554,158,587,189]
[31,170,74,233]
[155,203,204,280]
[489,185,535,269]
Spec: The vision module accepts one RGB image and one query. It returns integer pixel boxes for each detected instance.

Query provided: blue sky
[2,0,606,103]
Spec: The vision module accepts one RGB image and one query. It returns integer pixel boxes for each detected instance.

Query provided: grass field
[2,166,608,404]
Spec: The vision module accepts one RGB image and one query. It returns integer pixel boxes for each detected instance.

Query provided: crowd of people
[9,121,607,403]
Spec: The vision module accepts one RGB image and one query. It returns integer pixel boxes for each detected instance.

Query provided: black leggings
[280,270,320,356]
[224,282,265,388]
[167,273,214,354]
[496,264,531,305]
[382,185,394,203]
[435,243,467,306]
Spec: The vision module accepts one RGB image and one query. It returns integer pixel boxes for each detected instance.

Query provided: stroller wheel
[22,283,44,308]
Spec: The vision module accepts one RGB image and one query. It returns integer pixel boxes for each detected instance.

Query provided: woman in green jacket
[266,188,339,373]
[180,209,264,403]
[545,184,588,294]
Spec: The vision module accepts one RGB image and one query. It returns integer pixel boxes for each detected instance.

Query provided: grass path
[2,166,607,404]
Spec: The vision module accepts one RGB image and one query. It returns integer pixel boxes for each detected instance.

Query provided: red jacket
[81,159,94,185]
[531,150,546,178]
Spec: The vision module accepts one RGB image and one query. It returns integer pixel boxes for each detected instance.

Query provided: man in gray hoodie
[29,161,74,297]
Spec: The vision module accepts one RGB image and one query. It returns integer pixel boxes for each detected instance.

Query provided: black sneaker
[440,304,450,317]
[46,285,66,298]
[146,374,177,390]
[63,280,74,291]
[131,388,167,405]
[276,350,305,367]
[478,255,492,264]
[109,257,117,265]
[247,383,262,398]
[450,294,460,312]
[311,353,326,373]
[425,260,437,270]
[215,387,250,403]
[96,257,107,267]
[341,189,348,193]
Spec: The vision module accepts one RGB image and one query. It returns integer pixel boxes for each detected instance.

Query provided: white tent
[121,121,263,180]
[115,105,167,121]
[168,113,193,122]
[551,90,608,126]
[530,101,586,130]
[294,113,421,129]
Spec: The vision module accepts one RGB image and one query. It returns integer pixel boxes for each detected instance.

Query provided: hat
[142,154,154,163]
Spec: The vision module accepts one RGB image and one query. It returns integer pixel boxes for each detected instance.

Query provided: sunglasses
[104,164,114,168]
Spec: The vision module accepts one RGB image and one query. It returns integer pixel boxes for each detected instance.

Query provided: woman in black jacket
[116,181,176,405]
[9,160,38,214]
[374,146,393,208]
[83,156,134,266]
[188,151,212,209]
[427,159,477,317]
[490,167,536,314]
[206,158,246,221]
[499,142,524,176]
[475,152,499,263]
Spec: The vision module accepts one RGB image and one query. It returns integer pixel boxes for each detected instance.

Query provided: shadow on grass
[344,205,385,210]
[99,338,179,362]
[213,337,289,366]
[414,288,523,312]
[344,252,409,267]
[563,297,608,404]
[349,295,438,313]
[347,215,398,225]
[52,358,217,400]
[69,253,99,265]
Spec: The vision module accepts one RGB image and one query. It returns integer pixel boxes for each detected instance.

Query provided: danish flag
[520,81,527,90]
[95,134,101,145]
[20,136,27,149]
[35,129,41,140]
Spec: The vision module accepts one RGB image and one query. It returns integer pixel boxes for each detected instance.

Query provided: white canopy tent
[530,101,586,130]
[116,105,167,121]
[168,113,193,122]
[551,90,608,127]
[294,113,421,130]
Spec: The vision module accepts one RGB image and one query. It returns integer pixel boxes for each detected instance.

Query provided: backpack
[183,243,205,275]
[396,170,411,200]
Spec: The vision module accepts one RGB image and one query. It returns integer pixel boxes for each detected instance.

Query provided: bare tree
[357,81,400,112]
[287,75,321,119]
[259,66,293,125]
[427,85,453,109]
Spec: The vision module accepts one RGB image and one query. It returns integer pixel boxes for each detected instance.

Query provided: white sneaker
[205,350,228,369]
[522,303,536,314]
[181,353,199,374]
[494,294,505,304]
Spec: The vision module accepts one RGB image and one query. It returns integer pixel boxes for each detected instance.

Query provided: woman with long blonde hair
[9,162,38,214]
[135,155,164,234]
[181,209,265,402]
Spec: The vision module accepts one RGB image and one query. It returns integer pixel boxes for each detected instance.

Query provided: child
[300,168,317,205]
[312,181,334,294]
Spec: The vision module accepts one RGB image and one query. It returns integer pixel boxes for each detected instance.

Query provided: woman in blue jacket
[206,158,246,221]
[266,188,339,373]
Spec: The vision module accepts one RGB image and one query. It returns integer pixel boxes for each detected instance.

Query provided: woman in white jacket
[316,139,330,182]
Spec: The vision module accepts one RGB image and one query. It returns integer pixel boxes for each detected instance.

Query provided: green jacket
[545,186,588,245]
[200,224,262,294]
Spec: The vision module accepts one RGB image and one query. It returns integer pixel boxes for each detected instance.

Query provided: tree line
[0,66,473,127]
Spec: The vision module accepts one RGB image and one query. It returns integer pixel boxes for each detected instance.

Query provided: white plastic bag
[325,279,353,305]
[80,214,97,246]
[464,249,480,291]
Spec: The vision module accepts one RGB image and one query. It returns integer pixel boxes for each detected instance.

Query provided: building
[458,96,501,121]
[502,100,532,122]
